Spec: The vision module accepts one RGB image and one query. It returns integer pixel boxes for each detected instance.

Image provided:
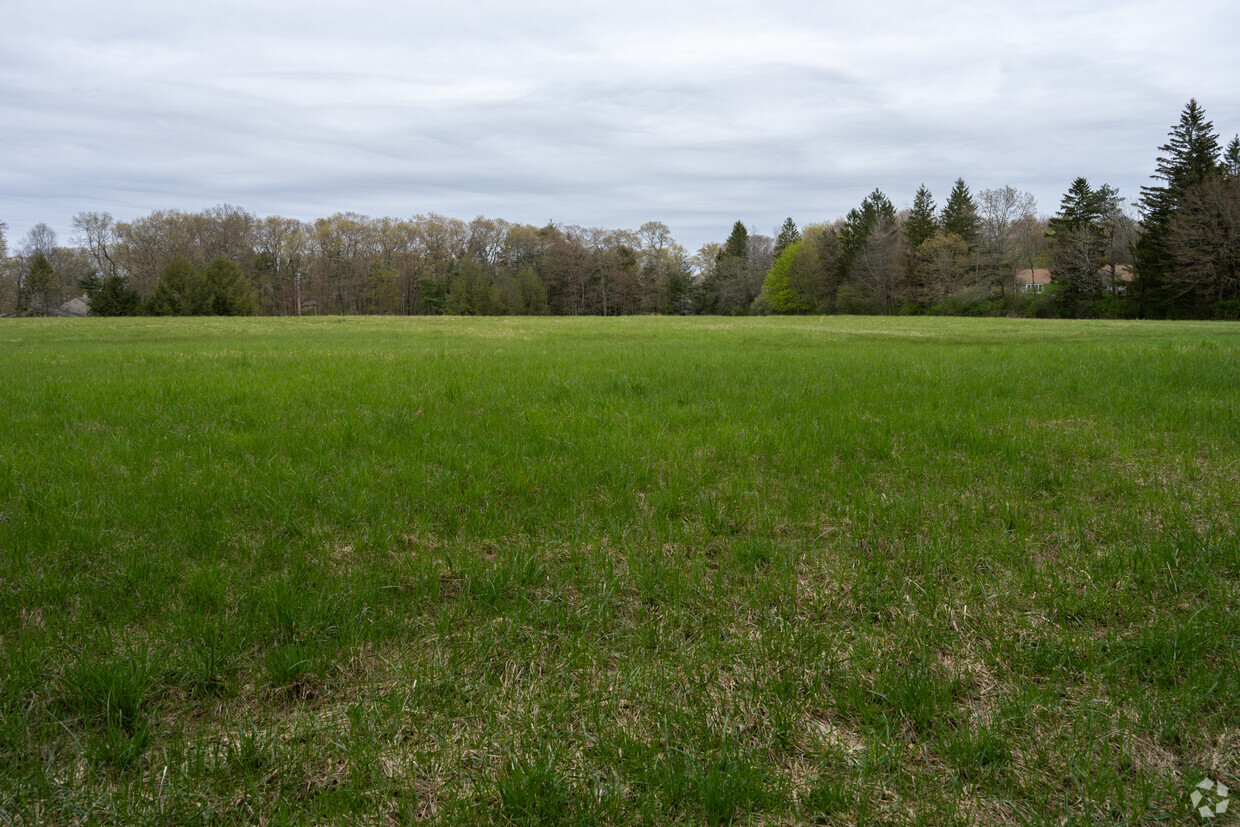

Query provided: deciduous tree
[255,216,309,315]
[1165,173,1240,305]
[21,223,57,259]
[847,215,902,314]
[0,221,11,313]
[912,232,969,303]
[71,211,119,280]
[978,186,1037,295]
[762,240,813,313]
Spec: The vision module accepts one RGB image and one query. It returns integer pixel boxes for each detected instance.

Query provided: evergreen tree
[1225,135,1240,179]
[200,257,259,316]
[1050,177,1115,229]
[663,260,696,315]
[720,221,748,261]
[941,178,979,247]
[1141,99,1222,215]
[703,221,754,314]
[904,185,937,250]
[773,217,801,259]
[22,252,55,314]
[838,189,896,274]
[1135,100,1223,315]
[146,255,201,315]
[837,190,901,314]
[90,274,141,316]
[77,272,103,298]
[1049,178,1120,300]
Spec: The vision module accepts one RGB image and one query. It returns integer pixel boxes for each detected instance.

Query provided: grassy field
[1,315,1238,825]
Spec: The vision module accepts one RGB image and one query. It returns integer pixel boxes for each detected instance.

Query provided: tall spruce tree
[1225,135,1240,179]
[1049,178,1119,299]
[701,221,753,314]
[1142,100,1222,213]
[838,189,897,272]
[1135,100,1223,314]
[721,221,748,260]
[837,190,901,313]
[904,185,938,250]
[773,218,801,259]
[941,178,979,247]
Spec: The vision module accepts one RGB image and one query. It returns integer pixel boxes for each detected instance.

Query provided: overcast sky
[2,0,1237,253]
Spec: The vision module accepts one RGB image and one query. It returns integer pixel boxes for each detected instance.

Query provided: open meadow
[1,315,1238,824]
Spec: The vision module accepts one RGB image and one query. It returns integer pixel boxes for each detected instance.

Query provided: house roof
[49,295,91,317]
[1015,266,1135,286]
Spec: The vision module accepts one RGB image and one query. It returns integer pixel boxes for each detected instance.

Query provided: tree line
[2,100,1236,320]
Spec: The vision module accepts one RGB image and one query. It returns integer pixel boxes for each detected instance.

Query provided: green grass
[1,314,1238,824]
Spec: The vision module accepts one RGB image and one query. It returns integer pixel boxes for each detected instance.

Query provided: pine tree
[1049,178,1122,301]
[837,190,901,313]
[1050,178,1111,230]
[201,257,259,316]
[838,190,896,272]
[90,275,141,316]
[904,185,937,250]
[146,256,201,315]
[1135,100,1224,315]
[1225,135,1240,179]
[702,221,754,314]
[720,221,748,261]
[773,217,801,259]
[941,178,979,247]
[1142,99,1221,214]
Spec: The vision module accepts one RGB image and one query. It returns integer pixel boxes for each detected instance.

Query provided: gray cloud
[2,0,1237,253]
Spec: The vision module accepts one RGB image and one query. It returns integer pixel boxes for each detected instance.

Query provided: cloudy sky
[2,0,1237,253]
